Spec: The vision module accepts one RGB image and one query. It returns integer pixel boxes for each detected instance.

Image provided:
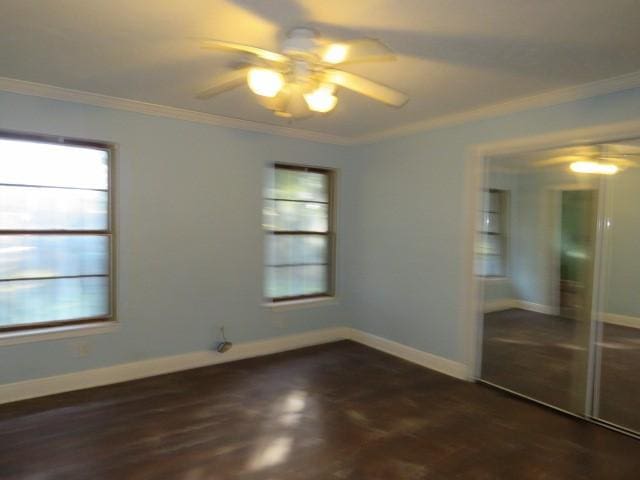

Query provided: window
[476,189,507,277]
[0,132,113,332]
[264,164,334,302]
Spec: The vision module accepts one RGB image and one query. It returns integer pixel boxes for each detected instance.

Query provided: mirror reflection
[595,141,640,432]
[477,139,640,433]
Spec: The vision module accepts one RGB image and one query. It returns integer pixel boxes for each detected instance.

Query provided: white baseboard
[484,299,640,329]
[517,301,557,315]
[601,313,640,329]
[484,299,556,315]
[0,327,351,405]
[483,299,519,313]
[0,326,469,404]
[345,328,469,380]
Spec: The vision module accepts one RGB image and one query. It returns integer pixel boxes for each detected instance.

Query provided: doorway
[558,189,597,321]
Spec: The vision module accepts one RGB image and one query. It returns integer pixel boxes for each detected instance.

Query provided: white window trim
[0,130,116,335]
[263,296,339,312]
[0,321,119,346]
[264,163,336,302]
[481,276,510,282]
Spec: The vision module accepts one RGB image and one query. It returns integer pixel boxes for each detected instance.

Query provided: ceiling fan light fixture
[304,84,338,113]
[198,29,408,118]
[570,161,619,175]
[247,67,284,97]
[323,43,349,64]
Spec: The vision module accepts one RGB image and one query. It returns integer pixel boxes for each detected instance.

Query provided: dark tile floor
[483,308,640,433]
[1,340,640,479]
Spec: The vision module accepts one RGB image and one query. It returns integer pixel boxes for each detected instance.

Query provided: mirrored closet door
[592,139,640,434]
[476,138,640,434]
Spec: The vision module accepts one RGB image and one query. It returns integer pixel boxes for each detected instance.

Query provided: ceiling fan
[531,143,640,174]
[196,27,409,119]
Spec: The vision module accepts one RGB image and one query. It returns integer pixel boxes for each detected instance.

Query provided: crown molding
[0,77,354,146]
[354,69,640,145]
[487,165,523,175]
[2,70,640,147]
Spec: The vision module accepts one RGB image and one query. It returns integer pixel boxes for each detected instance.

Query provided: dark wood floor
[1,341,640,479]
[482,308,640,433]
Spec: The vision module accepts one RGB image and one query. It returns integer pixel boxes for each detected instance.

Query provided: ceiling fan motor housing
[282,27,318,57]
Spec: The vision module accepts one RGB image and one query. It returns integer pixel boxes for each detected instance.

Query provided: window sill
[0,321,119,346]
[480,276,509,282]
[263,296,339,312]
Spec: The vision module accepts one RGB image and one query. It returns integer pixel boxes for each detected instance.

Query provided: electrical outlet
[70,340,91,358]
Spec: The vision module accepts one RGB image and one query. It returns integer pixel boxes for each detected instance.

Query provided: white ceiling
[2,0,640,140]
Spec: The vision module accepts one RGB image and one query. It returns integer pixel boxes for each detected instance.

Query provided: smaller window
[264,164,334,302]
[476,189,507,277]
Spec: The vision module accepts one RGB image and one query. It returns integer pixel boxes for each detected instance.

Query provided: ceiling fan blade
[200,39,288,63]
[531,156,581,167]
[324,69,408,107]
[319,38,395,65]
[196,67,251,99]
[602,142,640,152]
[530,154,639,169]
[600,157,638,168]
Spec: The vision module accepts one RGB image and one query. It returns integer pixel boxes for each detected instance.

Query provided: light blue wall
[508,171,552,306]
[347,87,640,362]
[3,84,640,384]
[0,91,354,384]
[600,168,640,318]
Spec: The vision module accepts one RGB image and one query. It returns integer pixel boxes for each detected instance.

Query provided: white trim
[462,147,488,379]
[0,326,469,404]
[480,276,510,282]
[2,70,640,146]
[471,119,640,159]
[0,77,352,146]
[0,322,119,346]
[488,165,522,175]
[483,299,558,315]
[483,299,556,314]
[601,313,640,329]
[483,299,520,313]
[0,327,351,404]
[357,70,640,144]
[482,299,640,329]
[517,301,557,315]
[263,296,339,312]
[346,328,469,380]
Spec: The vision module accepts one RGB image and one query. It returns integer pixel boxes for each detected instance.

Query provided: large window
[264,164,334,302]
[0,133,113,331]
[476,189,507,277]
